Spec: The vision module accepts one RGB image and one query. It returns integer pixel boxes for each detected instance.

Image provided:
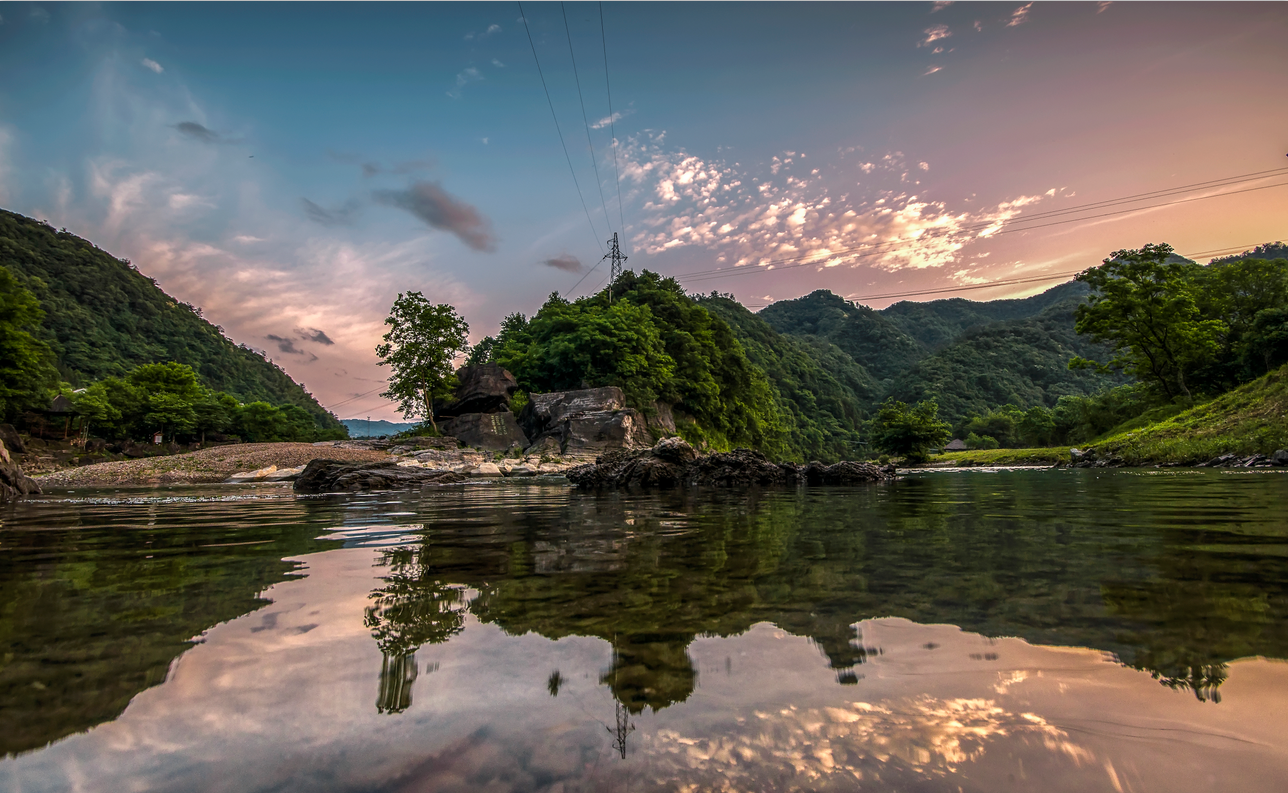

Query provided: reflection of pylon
[607,642,635,759]
[603,232,627,303]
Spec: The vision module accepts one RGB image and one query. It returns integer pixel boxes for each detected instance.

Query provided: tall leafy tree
[376,292,470,431]
[871,398,950,462]
[1072,244,1225,400]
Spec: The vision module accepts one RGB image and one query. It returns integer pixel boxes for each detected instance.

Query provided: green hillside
[881,281,1090,349]
[884,298,1127,423]
[0,210,342,430]
[698,295,880,461]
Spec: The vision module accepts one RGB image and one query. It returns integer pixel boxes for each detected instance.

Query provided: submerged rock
[294,459,466,493]
[1,439,40,501]
[566,438,894,489]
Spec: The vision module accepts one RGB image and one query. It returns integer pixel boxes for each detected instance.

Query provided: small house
[945,438,968,452]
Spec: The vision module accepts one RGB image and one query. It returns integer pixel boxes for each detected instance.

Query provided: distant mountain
[755,280,1121,423]
[342,419,415,438]
[1209,242,1288,264]
[0,209,343,431]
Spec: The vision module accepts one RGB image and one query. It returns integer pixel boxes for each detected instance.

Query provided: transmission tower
[603,232,627,303]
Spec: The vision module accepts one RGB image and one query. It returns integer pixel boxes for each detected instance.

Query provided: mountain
[342,419,415,438]
[755,280,1121,423]
[698,295,880,461]
[0,209,343,431]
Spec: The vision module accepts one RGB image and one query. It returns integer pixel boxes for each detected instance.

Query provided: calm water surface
[2,469,1288,791]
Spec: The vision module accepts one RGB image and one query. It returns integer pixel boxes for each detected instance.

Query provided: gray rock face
[649,402,677,435]
[1,439,40,501]
[0,424,25,454]
[566,439,894,489]
[294,459,466,493]
[437,364,520,417]
[439,412,529,453]
[1275,449,1288,466]
[520,386,652,455]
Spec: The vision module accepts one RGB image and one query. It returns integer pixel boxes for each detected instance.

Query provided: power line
[519,1,603,254]
[733,236,1284,308]
[599,1,627,237]
[673,166,1288,280]
[562,2,613,230]
[328,385,386,409]
[676,177,1288,286]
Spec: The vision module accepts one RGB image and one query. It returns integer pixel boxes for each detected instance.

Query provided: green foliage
[871,397,951,462]
[965,432,999,450]
[68,362,344,443]
[0,210,343,430]
[495,273,789,455]
[375,292,470,429]
[1073,244,1288,402]
[0,263,58,418]
[699,294,877,462]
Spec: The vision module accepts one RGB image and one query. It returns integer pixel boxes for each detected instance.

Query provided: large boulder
[0,424,25,454]
[294,459,466,493]
[520,386,652,455]
[1,439,40,501]
[437,364,519,418]
[439,412,529,453]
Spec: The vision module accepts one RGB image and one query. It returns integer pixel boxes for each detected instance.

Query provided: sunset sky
[1,1,1285,420]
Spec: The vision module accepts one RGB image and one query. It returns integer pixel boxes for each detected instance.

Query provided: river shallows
[3,469,1287,791]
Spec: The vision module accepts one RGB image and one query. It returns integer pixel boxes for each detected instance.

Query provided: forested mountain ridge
[0,209,342,430]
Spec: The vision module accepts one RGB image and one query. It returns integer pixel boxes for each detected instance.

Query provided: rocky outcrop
[0,424,25,454]
[437,364,520,417]
[566,438,894,489]
[438,412,529,453]
[294,459,466,493]
[1,439,40,501]
[1070,447,1288,469]
[520,386,652,456]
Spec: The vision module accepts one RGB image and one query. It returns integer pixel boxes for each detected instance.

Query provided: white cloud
[448,66,483,98]
[141,58,163,74]
[591,109,633,130]
[1008,3,1033,27]
[491,58,505,68]
[932,1,954,12]
[924,65,943,76]
[619,133,1051,274]
[233,235,265,244]
[920,24,951,47]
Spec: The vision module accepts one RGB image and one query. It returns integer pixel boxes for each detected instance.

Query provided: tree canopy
[871,398,951,462]
[376,292,470,430]
[0,264,58,419]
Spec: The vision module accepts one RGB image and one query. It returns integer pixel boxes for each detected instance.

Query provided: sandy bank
[34,443,392,487]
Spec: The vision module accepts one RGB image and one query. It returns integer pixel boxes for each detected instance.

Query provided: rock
[652,436,697,464]
[293,459,466,493]
[437,364,520,417]
[803,460,892,485]
[565,439,893,489]
[471,462,503,477]
[263,465,306,482]
[1070,448,1091,463]
[438,412,530,453]
[649,402,677,435]
[1,439,40,501]
[506,465,538,477]
[564,408,652,454]
[1274,450,1288,466]
[523,436,563,457]
[521,386,627,433]
[0,424,25,454]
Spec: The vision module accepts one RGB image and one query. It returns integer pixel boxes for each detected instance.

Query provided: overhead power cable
[599,1,627,238]
[519,1,603,254]
[675,176,1288,286]
[562,2,613,230]
[328,385,387,409]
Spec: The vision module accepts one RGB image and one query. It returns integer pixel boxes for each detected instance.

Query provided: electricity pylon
[602,232,627,303]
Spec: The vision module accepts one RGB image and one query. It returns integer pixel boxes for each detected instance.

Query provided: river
[2,468,1287,791]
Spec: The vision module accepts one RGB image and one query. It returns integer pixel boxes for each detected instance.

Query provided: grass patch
[1090,366,1288,465]
[929,447,1071,467]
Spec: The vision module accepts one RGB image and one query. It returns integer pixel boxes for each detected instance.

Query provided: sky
[1,1,1285,420]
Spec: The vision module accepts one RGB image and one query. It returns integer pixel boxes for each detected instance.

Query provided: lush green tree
[871,398,951,462]
[962,404,1023,447]
[1017,405,1056,447]
[237,401,285,442]
[1072,244,1225,400]
[0,264,58,419]
[375,292,470,432]
[965,432,999,450]
[1242,307,1288,376]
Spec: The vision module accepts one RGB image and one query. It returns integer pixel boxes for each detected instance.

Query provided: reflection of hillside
[367,475,1288,711]
[0,495,354,757]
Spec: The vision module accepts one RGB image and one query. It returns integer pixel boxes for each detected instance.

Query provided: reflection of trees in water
[376,652,419,713]
[363,476,1288,713]
[365,545,470,713]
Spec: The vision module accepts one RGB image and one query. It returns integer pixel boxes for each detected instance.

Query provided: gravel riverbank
[33,443,393,487]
